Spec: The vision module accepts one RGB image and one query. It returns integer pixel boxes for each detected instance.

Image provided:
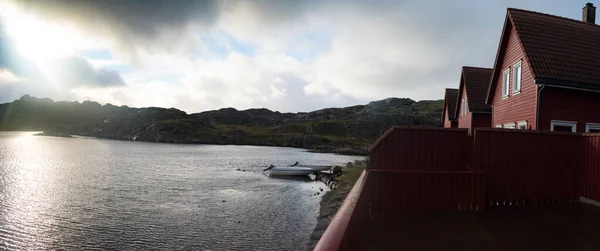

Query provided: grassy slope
[0,96,443,154]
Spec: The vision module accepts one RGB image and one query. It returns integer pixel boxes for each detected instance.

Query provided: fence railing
[313,170,369,251]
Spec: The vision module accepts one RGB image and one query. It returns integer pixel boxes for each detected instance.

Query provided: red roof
[459,67,493,113]
[443,88,459,121]
[488,7,600,102]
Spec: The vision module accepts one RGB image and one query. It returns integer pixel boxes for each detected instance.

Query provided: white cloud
[1,0,578,113]
[0,69,22,84]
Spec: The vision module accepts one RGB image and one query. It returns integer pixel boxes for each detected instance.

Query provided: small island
[34,131,74,138]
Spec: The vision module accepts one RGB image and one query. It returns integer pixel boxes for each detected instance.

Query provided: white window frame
[586,122,600,132]
[495,124,503,128]
[502,68,510,98]
[464,98,468,115]
[550,120,577,132]
[503,123,516,129]
[513,61,522,94]
[517,120,527,130]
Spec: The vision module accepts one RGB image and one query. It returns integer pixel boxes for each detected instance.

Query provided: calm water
[0,132,361,250]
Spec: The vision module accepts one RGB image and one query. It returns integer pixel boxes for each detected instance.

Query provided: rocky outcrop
[34,131,74,138]
[0,95,443,155]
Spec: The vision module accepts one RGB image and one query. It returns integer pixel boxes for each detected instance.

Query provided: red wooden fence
[367,127,483,212]
[366,169,485,213]
[581,133,600,202]
[314,169,485,251]
[316,128,600,250]
[473,129,582,205]
[369,127,472,171]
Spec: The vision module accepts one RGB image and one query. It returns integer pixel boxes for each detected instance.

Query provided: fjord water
[0,132,360,250]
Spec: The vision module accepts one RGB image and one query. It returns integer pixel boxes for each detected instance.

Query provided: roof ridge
[508,7,600,30]
[462,66,492,70]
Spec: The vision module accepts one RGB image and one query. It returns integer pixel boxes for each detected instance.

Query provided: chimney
[583,2,596,24]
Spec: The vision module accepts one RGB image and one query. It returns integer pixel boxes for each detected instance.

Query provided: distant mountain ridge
[0,95,443,154]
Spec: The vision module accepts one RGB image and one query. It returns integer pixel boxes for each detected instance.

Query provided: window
[551,120,577,132]
[495,124,502,128]
[517,120,527,130]
[461,98,468,116]
[503,123,515,129]
[502,69,510,98]
[513,61,522,94]
[586,123,600,132]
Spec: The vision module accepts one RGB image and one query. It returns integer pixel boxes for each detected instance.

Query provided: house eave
[470,109,492,114]
[534,78,600,93]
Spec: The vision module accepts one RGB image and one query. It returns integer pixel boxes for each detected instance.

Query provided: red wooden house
[455,66,492,133]
[442,88,459,128]
[487,3,600,132]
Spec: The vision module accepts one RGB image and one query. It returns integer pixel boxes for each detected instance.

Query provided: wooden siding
[491,23,538,129]
[538,87,600,132]
[443,107,457,128]
[457,87,472,131]
[443,107,450,127]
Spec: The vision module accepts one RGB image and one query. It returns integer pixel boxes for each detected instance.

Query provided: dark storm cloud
[12,0,221,53]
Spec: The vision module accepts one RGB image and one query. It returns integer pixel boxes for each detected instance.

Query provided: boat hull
[269,166,330,176]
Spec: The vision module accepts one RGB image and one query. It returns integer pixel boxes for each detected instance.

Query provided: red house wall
[457,87,472,130]
[443,109,458,128]
[491,23,538,129]
[538,87,600,132]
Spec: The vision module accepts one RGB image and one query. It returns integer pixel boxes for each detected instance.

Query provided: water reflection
[0,132,360,250]
[2,132,58,249]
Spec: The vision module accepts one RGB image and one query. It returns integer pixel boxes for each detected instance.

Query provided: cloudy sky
[0,0,591,113]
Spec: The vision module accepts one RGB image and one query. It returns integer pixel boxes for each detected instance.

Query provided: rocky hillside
[0,95,443,155]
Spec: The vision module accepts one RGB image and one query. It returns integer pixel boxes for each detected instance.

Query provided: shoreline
[307,162,366,250]
[5,130,368,156]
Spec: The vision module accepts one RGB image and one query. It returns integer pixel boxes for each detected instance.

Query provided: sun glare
[4,14,78,61]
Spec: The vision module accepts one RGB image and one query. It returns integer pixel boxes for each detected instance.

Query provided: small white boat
[264,163,332,176]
